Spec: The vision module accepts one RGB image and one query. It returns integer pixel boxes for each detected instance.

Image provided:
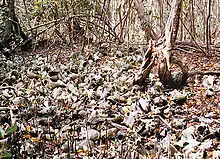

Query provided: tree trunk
[3,0,31,51]
[158,0,164,36]
[179,7,183,41]
[218,0,220,21]
[133,0,189,88]
[158,0,188,88]
[133,0,157,41]
[203,0,207,43]
[206,0,211,53]
[161,0,182,72]
[164,0,182,48]
[189,0,196,42]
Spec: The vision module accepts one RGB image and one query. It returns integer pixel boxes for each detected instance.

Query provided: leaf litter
[0,45,219,158]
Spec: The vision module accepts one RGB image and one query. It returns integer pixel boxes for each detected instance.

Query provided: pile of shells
[0,46,219,158]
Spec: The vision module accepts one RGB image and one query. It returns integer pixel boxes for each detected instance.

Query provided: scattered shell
[171,90,187,105]
[50,75,59,82]
[81,129,99,140]
[136,98,150,112]
[50,80,66,89]
[70,73,79,80]
[27,71,38,79]
[205,89,214,97]
[13,97,25,105]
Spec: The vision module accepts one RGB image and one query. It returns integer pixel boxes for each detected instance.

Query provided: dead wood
[133,0,191,88]
[133,0,219,88]
[133,39,190,88]
[189,71,220,76]
[133,56,156,86]
[133,40,156,85]
[133,41,219,88]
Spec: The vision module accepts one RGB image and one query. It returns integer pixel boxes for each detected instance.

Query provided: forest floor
[0,43,220,158]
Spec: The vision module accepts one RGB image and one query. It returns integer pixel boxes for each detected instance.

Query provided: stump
[133,41,189,88]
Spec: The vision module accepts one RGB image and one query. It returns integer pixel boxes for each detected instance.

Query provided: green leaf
[0,128,5,139]
[1,153,12,159]
[6,125,18,136]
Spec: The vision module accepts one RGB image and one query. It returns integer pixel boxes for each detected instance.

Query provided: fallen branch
[0,107,18,111]
[154,115,176,133]
[0,86,15,90]
[189,71,220,76]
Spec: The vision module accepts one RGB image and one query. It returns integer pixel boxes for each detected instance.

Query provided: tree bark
[133,0,157,41]
[164,0,182,48]
[218,0,220,21]
[189,0,196,42]
[158,0,164,36]
[3,0,31,51]
[133,0,189,88]
[206,0,211,53]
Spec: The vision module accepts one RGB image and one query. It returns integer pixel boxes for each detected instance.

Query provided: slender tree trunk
[159,0,187,87]
[164,0,182,48]
[179,6,183,41]
[158,0,164,36]
[218,0,220,21]
[105,0,111,41]
[206,0,211,53]
[133,0,157,41]
[203,0,207,43]
[189,0,196,42]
